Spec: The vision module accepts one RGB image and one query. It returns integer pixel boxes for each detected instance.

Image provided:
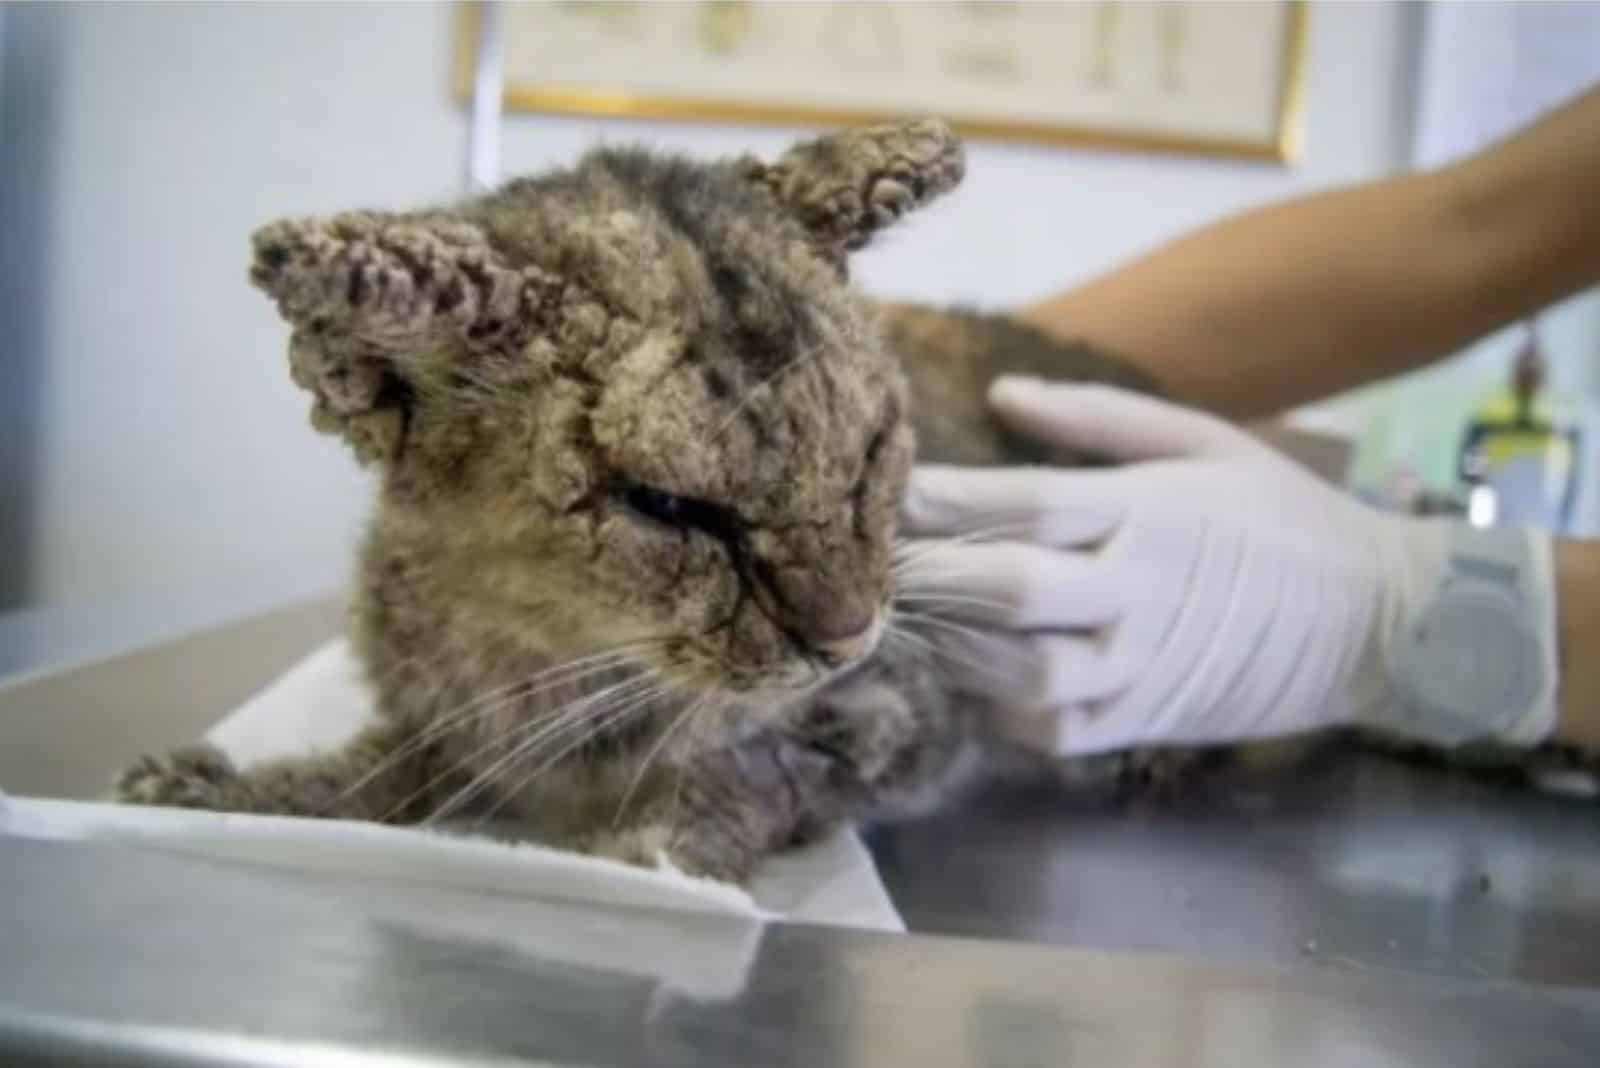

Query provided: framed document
[454,1,1310,163]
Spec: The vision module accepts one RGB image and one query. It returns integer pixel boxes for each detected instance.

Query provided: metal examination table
[2,748,1597,1066]
[866,747,1600,989]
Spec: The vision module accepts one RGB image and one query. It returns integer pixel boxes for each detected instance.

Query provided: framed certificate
[454,1,1310,163]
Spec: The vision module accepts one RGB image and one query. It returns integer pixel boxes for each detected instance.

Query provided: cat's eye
[862,425,889,471]
[622,484,743,542]
[624,486,686,526]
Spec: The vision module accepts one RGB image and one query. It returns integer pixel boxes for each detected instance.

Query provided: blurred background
[0,0,1597,679]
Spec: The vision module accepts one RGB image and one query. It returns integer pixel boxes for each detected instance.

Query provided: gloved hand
[895,377,1559,757]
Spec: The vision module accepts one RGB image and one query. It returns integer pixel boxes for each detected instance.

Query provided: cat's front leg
[579,732,847,886]
[585,673,969,884]
[114,720,442,823]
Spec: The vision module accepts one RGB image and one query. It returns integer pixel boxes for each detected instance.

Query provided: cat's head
[248,118,962,718]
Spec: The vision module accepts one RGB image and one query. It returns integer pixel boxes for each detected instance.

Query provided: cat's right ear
[248,211,533,466]
[740,117,965,262]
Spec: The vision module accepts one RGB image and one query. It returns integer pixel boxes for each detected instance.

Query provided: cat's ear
[248,211,534,466]
[741,117,964,258]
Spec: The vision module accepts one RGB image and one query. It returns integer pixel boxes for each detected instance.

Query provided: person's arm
[1018,85,1600,421]
[1556,538,1600,748]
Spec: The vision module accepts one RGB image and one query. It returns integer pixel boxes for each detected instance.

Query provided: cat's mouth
[764,607,888,694]
[809,611,885,673]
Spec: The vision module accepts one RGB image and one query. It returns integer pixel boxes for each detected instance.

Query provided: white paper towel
[1,638,905,934]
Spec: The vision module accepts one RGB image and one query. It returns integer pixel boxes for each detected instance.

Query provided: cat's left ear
[740,117,964,259]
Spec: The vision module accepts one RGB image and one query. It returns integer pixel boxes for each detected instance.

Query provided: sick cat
[115,118,1184,882]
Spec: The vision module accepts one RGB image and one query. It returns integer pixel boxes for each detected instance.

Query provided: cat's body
[117,119,1591,885]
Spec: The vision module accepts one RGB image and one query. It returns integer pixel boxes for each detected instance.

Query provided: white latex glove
[896,377,1558,757]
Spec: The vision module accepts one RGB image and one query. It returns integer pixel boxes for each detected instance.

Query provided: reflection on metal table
[3,748,1598,1066]
[866,747,1600,990]
[2,826,1598,1067]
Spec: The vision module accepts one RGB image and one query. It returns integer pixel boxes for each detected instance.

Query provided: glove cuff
[1367,520,1559,748]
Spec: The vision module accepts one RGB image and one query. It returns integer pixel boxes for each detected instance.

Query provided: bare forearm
[1018,173,1462,418]
[1554,538,1600,750]
[1019,86,1600,421]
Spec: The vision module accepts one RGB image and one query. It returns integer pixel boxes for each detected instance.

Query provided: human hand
[895,378,1558,756]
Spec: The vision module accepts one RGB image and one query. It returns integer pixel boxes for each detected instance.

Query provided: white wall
[0,0,1422,675]
[491,3,1422,310]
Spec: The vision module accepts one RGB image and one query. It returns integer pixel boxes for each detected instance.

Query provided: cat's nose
[811,610,883,666]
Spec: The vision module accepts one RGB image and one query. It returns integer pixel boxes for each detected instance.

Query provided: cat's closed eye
[623,484,743,543]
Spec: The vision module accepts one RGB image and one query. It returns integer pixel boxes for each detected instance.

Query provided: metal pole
[465,0,505,193]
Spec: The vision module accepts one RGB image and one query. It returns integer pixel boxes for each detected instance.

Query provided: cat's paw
[800,678,917,783]
[115,745,238,810]
[1116,747,1228,800]
[582,823,753,886]
[1052,748,1211,801]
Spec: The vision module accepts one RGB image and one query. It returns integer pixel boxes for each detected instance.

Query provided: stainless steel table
[3,748,1597,1065]
[2,831,1597,1067]
[867,747,1600,990]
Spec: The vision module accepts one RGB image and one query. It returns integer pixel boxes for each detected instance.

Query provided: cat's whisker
[406,646,642,741]
[445,367,503,398]
[611,690,708,829]
[318,642,660,815]
[443,673,669,820]
[388,672,657,825]
[452,642,662,721]
[467,682,675,828]
[883,626,966,676]
[493,701,659,822]
[418,352,518,402]
[666,697,721,831]
[887,614,1018,686]
[667,760,689,833]
[894,516,1038,546]
[882,628,952,683]
[881,627,931,668]
[890,520,1040,575]
[406,658,642,775]
[401,640,659,746]
[892,544,1044,590]
[423,672,677,827]
[894,514,1043,549]
[892,608,997,646]
[890,592,1014,619]
[357,644,490,719]
[896,514,1030,549]
[891,564,1019,601]
[709,341,826,442]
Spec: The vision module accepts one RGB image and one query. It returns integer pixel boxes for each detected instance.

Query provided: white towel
[0,638,906,941]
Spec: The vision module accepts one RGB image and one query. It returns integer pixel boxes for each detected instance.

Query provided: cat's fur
[114,119,1589,884]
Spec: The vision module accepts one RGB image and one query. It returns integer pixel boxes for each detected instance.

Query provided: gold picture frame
[452,1,1310,164]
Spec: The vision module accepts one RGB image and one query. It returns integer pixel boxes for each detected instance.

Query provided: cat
[113,118,1590,885]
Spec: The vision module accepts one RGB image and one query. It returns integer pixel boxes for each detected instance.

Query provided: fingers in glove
[900,464,1126,545]
[883,615,1040,704]
[892,620,1136,709]
[893,541,1125,630]
[901,626,1144,758]
[1048,526,1245,755]
[987,377,1243,462]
